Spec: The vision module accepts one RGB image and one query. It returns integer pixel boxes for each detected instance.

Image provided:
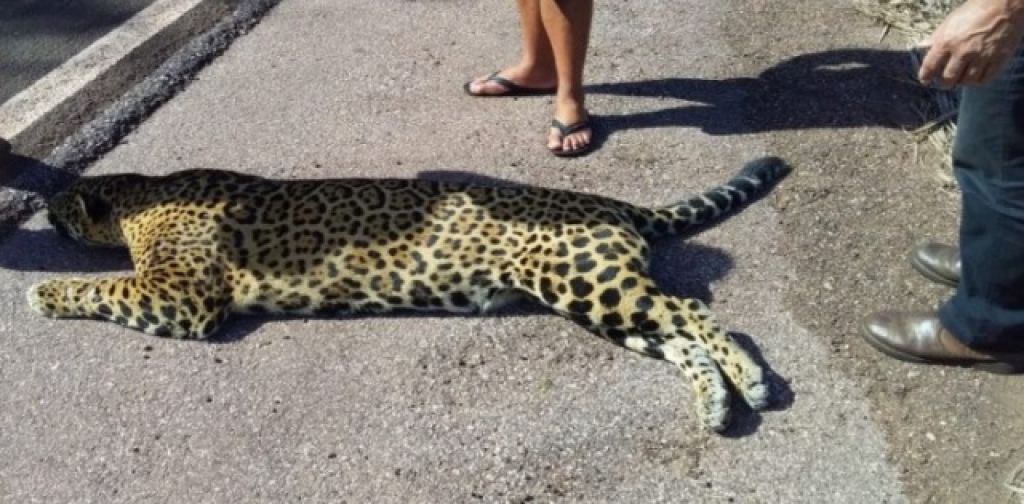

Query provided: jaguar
[28,157,789,431]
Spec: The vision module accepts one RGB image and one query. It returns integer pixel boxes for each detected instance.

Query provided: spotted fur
[28,157,789,431]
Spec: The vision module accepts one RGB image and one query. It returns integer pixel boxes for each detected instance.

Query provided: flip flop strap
[550,119,590,136]
[485,72,526,93]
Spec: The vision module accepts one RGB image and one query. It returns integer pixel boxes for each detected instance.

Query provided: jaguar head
[46,176,134,247]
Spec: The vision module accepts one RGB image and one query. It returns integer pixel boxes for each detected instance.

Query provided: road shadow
[415,169,531,188]
[585,47,930,143]
[0,227,132,272]
[0,154,77,196]
[719,331,795,438]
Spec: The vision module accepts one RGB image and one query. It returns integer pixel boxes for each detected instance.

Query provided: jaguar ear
[75,193,112,222]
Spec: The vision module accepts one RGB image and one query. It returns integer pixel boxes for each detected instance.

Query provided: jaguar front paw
[28,281,64,318]
[27,279,92,318]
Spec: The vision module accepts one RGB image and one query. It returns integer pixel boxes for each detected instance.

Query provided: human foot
[861,311,1024,374]
[909,241,960,287]
[548,103,592,157]
[463,66,557,97]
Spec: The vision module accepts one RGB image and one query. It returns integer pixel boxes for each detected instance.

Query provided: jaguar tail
[634,156,792,238]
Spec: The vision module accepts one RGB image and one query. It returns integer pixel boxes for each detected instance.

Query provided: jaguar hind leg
[523,270,768,432]
[573,318,734,431]
[677,299,769,410]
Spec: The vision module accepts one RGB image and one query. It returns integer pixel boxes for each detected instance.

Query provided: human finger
[939,52,970,88]
[918,44,951,85]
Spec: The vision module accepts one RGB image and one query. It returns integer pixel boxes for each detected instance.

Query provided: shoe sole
[909,253,958,288]
[550,145,593,158]
[859,322,1024,375]
[462,81,556,98]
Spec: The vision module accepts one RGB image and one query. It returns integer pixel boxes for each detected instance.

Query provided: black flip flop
[549,117,593,157]
[463,71,557,97]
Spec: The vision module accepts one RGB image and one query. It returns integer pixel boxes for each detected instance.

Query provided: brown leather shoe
[861,311,1024,374]
[909,242,959,287]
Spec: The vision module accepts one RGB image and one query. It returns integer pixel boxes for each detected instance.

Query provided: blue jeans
[939,46,1024,350]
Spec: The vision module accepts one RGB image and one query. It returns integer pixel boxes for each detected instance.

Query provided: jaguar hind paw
[700,385,732,433]
[742,380,770,411]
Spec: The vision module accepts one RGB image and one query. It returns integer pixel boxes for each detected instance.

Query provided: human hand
[918,0,1024,87]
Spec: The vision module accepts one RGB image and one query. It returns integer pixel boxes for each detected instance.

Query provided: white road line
[0,0,206,140]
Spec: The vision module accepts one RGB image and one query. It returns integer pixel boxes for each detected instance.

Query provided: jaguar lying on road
[29,157,789,432]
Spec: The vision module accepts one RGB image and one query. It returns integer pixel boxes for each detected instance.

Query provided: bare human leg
[465,0,559,96]
[540,0,593,155]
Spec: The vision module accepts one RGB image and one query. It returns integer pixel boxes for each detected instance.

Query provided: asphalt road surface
[0,0,157,105]
[2,0,1022,502]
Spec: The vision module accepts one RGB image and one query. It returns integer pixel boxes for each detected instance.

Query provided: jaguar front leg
[28,272,231,339]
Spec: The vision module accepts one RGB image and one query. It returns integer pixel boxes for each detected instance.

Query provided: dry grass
[854,0,963,187]
[854,0,958,35]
